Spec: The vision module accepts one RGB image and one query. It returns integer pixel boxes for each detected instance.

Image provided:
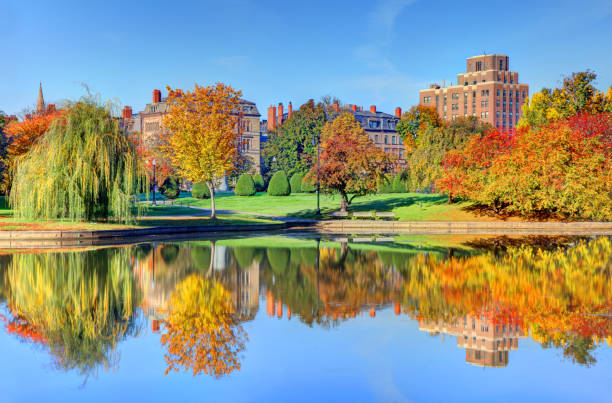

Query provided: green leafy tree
[263,100,326,177]
[519,70,612,129]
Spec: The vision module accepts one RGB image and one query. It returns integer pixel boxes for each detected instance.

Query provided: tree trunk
[208,183,216,219]
[207,240,216,277]
[340,193,349,213]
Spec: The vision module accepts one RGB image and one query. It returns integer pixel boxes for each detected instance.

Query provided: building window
[391,136,396,144]
[476,61,482,71]
[368,120,380,129]
[384,136,388,144]
[497,89,500,96]
[464,81,468,86]
[452,93,459,100]
[522,91,526,98]
[473,80,477,85]
[499,59,503,71]
[503,90,507,97]
[374,135,378,143]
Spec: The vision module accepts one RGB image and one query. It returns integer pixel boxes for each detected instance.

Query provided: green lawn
[180,192,497,221]
[0,201,275,231]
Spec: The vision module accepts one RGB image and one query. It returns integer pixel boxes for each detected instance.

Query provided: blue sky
[2,0,612,117]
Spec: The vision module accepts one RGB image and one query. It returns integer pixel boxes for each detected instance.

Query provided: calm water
[0,234,611,403]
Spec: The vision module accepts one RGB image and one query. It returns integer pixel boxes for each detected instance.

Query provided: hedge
[191,182,210,199]
[267,171,291,196]
[253,173,266,192]
[234,173,256,196]
[160,177,180,199]
[301,175,316,193]
[289,173,304,193]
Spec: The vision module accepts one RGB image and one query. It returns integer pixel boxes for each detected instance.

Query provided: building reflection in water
[0,235,608,378]
[419,315,525,367]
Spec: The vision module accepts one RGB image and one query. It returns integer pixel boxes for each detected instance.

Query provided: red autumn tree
[306,113,393,212]
[437,113,612,220]
[2,110,63,192]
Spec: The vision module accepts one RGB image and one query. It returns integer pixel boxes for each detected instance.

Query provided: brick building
[419,314,525,367]
[419,54,529,131]
[266,102,405,165]
[122,89,263,173]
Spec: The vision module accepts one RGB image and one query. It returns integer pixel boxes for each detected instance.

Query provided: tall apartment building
[419,54,529,130]
[122,89,263,173]
[419,314,525,367]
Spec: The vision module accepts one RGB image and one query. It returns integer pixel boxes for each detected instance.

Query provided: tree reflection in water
[0,235,609,379]
[0,249,142,378]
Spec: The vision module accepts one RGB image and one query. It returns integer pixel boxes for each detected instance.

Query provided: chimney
[288,102,293,119]
[351,104,357,112]
[395,107,402,118]
[266,291,275,317]
[442,79,445,88]
[394,302,401,315]
[277,103,284,126]
[153,89,161,103]
[332,102,339,112]
[276,300,283,319]
[369,307,376,317]
[122,106,133,119]
[267,105,277,131]
[151,320,160,333]
[370,105,377,114]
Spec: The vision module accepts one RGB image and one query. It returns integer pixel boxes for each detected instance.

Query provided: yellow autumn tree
[161,275,247,377]
[162,83,243,218]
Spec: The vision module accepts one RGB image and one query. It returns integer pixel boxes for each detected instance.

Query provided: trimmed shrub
[377,176,393,194]
[234,173,256,196]
[191,246,211,269]
[301,176,316,193]
[267,171,291,196]
[233,247,256,269]
[392,175,406,193]
[289,173,304,193]
[191,182,210,199]
[160,244,179,265]
[160,177,180,199]
[253,173,266,192]
[267,248,290,274]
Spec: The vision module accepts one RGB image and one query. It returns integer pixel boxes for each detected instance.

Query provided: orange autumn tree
[2,110,63,192]
[162,83,243,218]
[306,113,393,212]
[161,275,247,378]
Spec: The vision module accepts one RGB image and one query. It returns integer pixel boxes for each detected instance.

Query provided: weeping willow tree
[4,248,142,377]
[9,97,146,221]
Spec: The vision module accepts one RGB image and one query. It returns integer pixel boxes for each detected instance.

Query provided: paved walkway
[142,201,315,223]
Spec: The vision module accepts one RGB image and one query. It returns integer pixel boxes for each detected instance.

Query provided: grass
[180,192,506,221]
[0,200,276,231]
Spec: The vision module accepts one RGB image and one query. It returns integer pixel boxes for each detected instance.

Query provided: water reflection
[0,235,610,379]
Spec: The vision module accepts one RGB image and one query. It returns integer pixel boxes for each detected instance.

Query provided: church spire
[36,82,45,115]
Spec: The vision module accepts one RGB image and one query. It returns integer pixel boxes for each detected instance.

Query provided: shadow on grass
[288,193,449,219]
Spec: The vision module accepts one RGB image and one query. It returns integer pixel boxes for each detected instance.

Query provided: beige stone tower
[36,83,45,115]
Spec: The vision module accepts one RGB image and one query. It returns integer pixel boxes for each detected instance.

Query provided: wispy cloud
[211,55,250,72]
[350,0,418,106]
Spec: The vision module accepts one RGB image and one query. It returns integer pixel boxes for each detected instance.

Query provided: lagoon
[0,234,610,402]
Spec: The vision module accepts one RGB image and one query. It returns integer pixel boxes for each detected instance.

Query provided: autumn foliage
[437,113,612,220]
[162,83,243,218]
[306,113,393,211]
[161,275,247,377]
[1,110,63,192]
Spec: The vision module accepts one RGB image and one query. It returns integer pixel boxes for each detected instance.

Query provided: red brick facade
[419,54,529,130]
